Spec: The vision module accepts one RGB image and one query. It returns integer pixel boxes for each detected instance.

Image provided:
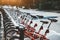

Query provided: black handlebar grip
[40,21,49,24]
[48,19,58,22]
[37,15,44,18]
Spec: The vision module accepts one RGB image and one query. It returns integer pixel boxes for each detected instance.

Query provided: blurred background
[0,0,60,10]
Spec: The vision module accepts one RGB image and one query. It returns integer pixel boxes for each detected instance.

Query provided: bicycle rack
[0,8,58,40]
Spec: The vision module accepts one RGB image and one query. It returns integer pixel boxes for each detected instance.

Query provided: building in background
[0,0,60,10]
[0,0,39,9]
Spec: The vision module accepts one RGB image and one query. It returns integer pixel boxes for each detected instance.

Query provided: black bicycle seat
[30,21,33,24]
[40,21,48,24]
[48,19,58,22]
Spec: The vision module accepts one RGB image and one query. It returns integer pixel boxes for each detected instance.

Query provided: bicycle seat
[48,19,58,22]
[40,21,48,24]
[30,21,33,24]
[34,23,37,27]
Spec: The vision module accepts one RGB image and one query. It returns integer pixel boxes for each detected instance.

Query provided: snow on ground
[47,30,60,40]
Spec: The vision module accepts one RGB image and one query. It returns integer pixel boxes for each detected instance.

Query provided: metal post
[19,28,24,40]
[0,14,1,28]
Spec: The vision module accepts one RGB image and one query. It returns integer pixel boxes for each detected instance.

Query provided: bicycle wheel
[10,36,20,40]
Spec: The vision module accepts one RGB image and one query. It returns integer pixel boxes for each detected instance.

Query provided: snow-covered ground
[2,6,60,40]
